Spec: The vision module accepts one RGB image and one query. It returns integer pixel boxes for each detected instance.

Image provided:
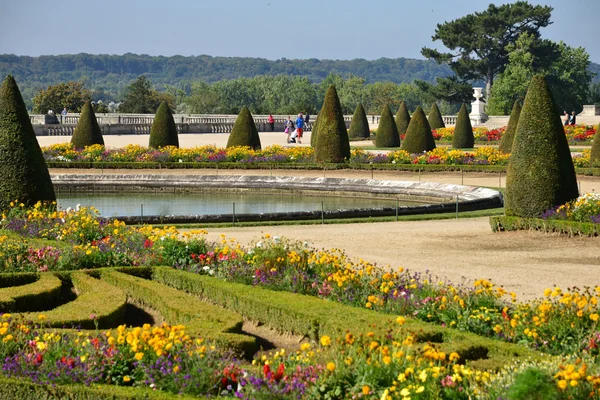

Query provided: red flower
[143,239,153,249]
[274,364,285,381]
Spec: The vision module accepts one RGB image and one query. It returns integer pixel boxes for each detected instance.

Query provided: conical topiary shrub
[452,104,474,149]
[375,104,400,148]
[505,75,578,217]
[401,106,436,153]
[427,103,445,129]
[395,101,411,135]
[498,101,522,154]
[591,123,600,167]
[149,101,179,148]
[0,75,55,210]
[348,103,370,139]
[314,85,350,163]
[226,106,261,150]
[310,112,321,147]
[71,100,104,148]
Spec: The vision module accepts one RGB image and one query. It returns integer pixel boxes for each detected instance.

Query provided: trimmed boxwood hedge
[100,269,256,356]
[0,75,55,210]
[151,267,539,371]
[149,102,179,149]
[490,216,600,237]
[452,104,474,149]
[504,75,579,217]
[591,122,600,167]
[427,103,445,129]
[375,104,400,148]
[348,103,370,139]
[0,376,202,400]
[0,273,62,312]
[314,85,351,163]
[401,106,436,153]
[20,272,126,329]
[395,101,411,134]
[71,100,104,148]
[226,106,261,150]
[498,101,521,154]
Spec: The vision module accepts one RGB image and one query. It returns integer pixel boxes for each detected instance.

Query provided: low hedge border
[150,267,540,371]
[0,273,62,312]
[44,160,600,175]
[0,272,37,289]
[490,216,600,237]
[20,272,127,329]
[99,269,257,356]
[0,376,202,400]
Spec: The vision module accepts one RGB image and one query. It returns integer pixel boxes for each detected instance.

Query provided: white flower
[273,236,281,243]
[256,241,263,248]
[76,203,81,211]
[178,159,183,163]
[392,160,396,164]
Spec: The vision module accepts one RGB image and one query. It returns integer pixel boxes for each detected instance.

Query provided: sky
[2,0,600,63]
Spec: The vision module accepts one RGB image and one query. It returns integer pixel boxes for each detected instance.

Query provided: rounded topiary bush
[452,104,474,149]
[348,103,370,139]
[591,123,600,167]
[427,103,445,129]
[149,101,179,148]
[505,75,578,217]
[375,104,400,148]
[226,106,261,150]
[71,100,104,148]
[395,101,411,135]
[0,75,55,210]
[314,85,350,163]
[498,101,522,154]
[401,106,436,153]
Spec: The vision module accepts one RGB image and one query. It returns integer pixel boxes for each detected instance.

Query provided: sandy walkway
[43,133,600,301]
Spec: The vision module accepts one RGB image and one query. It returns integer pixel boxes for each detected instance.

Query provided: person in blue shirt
[295,113,305,144]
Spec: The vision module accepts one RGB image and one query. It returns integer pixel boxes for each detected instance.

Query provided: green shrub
[506,368,559,400]
[490,216,600,237]
[0,273,62,312]
[21,272,126,329]
[395,101,411,134]
[149,101,179,149]
[505,75,579,217]
[452,104,474,149]
[348,103,370,139]
[0,75,55,210]
[591,123,600,166]
[498,101,521,154]
[375,104,400,148]
[310,112,320,147]
[226,106,261,150]
[427,103,445,129]
[401,106,436,153]
[100,269,256,356]
[71,100,104,148]
[314,85,351,163]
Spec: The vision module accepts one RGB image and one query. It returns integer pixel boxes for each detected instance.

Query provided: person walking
[268,114,275,131]
[569,111,577,126]
[285,116,295,143]
[295,113,305,144]
[563,111,570,126]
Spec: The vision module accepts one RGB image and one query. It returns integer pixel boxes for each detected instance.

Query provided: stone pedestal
[470,87,487,125]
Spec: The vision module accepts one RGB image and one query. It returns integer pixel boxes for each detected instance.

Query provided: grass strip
[0,273,62,312]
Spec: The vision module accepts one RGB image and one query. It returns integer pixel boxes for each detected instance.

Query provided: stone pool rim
[50,174,503,223]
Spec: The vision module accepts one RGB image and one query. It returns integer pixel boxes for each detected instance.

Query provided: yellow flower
[38,314,46,321]
[396,316,406,325]
[173,365,180,373]
[362,385,370,395]
[326,362,336,372]
[590,313,599,322]
[320,335,331,347]
[123,376,131,382]
[135,352,144,361]
[557,379,567,390]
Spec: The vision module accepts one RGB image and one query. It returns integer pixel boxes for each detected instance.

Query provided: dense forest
[0,53,455,106]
